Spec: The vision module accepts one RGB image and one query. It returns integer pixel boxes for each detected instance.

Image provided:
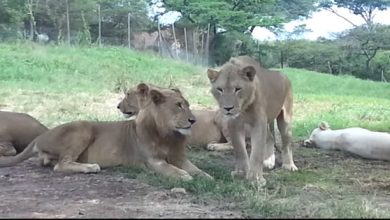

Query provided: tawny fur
[0,85,212,181]
[0,111,48,156]
[207,55,297,186]
[117,84,277,169]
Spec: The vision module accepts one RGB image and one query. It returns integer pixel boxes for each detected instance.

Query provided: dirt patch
[0,158,242,218]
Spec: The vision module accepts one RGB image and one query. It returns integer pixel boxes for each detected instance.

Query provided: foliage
[160,0,319,64]
[0,0,28,40]
[320,0,390,27]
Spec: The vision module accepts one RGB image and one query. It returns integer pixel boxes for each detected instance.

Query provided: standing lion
[206,56,297,186]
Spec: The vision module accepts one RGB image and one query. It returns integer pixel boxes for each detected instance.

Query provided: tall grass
[1,42,390,218]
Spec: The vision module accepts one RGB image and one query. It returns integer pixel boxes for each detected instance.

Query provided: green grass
[1,42,390,218]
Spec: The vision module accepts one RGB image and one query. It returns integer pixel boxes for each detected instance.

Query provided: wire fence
[14,3,213,66]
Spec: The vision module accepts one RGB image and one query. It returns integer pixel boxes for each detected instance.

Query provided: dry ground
[0,157,242,218]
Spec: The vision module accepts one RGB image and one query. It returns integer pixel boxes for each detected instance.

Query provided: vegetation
[1,43,389,217]
[1,0,390,81]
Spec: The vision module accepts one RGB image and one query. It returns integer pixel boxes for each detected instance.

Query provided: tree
[90,0,151,45]
[338,24,390,78]
[320,0,390,29]
[320,1,390,79]
[0,0,28,40]
[157,0,319,64]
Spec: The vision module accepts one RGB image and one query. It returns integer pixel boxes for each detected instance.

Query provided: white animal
[304,121,390,161]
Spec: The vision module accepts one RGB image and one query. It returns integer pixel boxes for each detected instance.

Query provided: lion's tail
[0,139,37,167]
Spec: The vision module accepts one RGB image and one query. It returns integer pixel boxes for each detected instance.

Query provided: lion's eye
[235,87,242,93]
[217,88,223,93]
[176,102,183,109]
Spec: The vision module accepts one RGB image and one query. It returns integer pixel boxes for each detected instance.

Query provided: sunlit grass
[1,42,390,218]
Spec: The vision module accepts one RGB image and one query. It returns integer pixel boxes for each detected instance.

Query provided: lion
[0,111,48,156]
[206,55,297,186]
[0,84,213,181]
[304,121,390,161]
[117,84,277,169]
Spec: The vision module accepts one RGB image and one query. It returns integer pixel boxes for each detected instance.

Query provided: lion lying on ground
[207,55,297,186]
[0,111,48,156]
[304,121,390,161]
[0,84,212,181]
[117,84,277,169]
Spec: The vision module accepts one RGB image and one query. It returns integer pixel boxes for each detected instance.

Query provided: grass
[1,42,390,218]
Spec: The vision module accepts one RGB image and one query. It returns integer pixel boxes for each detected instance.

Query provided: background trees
[0,0,389,82]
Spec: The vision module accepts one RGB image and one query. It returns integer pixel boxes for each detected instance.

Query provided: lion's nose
[223,106,234,112]
[188,118,196,125]
[117,104,120,109]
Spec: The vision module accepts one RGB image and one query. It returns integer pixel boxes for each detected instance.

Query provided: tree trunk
[98,4,102,47]
[280,50,284,69]
[28,0,35,41]
[172,22,178,58]
[205,23,210,66]
[184,27,188,62]
[127,12,131,49]
[66,0,70,45]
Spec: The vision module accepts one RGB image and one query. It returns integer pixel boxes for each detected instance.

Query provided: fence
[10,3,213,66]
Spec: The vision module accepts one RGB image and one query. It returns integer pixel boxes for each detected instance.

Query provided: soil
[0,157,243,218]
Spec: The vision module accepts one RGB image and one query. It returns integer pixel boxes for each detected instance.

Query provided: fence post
[200,28,204,61]
[184,27,188,62]
[97,4,102,47]
[28,0,35,41]
[382,69,387,82]
[172,22,178,58]
[205,23,210,66]
[157,22,162,55]
[66,0,70,45]
[193,28,198,64]
[280,50,284,69]
[128,12,131,49]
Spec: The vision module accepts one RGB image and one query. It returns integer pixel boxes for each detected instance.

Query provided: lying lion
[304,121,390,161]
[0,84,212,181]
[207,55,298,186]
[117,84,277,169]
[117,84,235,151]
[0,111,48,156]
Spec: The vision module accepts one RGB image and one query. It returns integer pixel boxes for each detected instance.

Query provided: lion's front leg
[247,122,268,187]
[179,159,214,180]
[146,158,193,181]
[229,119,249,179]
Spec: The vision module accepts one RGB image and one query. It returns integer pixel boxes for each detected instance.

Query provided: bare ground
[0,157,242,219]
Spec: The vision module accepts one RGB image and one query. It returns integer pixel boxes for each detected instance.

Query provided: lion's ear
[122,86,128,95]
[136,83,149,96]
[319,121,330,130]
[170,87,182,95]
[150,89,166,104]
[241,66,256,81]
[207,69,220,83]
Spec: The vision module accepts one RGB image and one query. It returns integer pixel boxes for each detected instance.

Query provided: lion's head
[135,83,196,136]
[304,121,331,148]
[117,88,140,120]
[207,57,257,118]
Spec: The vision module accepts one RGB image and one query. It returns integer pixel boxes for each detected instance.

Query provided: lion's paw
[198,171,214,180]
[180,173,194,181]
[206,143,217,151]
[246,170,267,188]
[86,163,101,173]
[231,170,246,179]
[263,153,275,170]
[206,142,233,151]
[0,147,16,156]
[282,163,298,171]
